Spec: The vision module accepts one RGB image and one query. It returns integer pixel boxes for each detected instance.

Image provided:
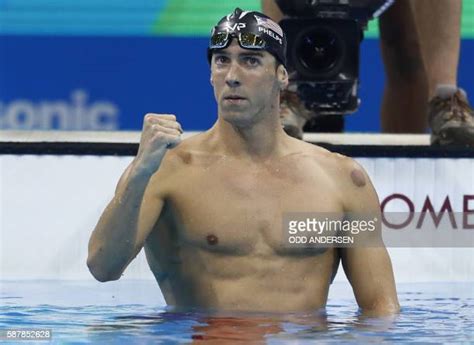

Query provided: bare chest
[164,160,342,255]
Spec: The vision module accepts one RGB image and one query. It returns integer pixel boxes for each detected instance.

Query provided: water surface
[1,281,473,344]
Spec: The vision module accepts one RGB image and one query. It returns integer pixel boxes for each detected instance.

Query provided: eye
[214,55,229,65]
[244,56,260,66]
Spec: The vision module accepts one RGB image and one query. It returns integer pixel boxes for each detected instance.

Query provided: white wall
[1,154,473,282]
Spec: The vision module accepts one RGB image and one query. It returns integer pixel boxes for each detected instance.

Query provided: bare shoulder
[312,145,379,213]
[291,139,373,195]
[144,133,208,194]
[311,146,379,212]
[324,150,370,190]
[294,139,365,176]
[156,132,208,171]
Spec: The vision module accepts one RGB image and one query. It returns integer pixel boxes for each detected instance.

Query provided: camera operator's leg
[261,0,283,21]
[411,0,460,99]
[379,0,428,133]
[411,0,474,146]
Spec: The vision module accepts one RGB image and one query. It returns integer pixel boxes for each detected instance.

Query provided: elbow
[362,300,400,317]
[389,301,401,315]
[383,295,401,315]
[375,303,400,316]
[87,254,122,283]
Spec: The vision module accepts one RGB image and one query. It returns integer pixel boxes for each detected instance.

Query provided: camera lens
[295,27,343,76]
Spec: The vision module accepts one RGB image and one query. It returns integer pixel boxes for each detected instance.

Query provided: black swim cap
[207,8,287,66]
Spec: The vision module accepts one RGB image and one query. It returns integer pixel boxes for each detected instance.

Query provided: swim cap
[207,8,287,66]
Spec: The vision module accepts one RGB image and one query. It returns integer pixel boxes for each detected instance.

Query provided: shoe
[429,88,474,146]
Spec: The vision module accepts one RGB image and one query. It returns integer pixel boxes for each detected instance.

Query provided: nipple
[206,234,219,245]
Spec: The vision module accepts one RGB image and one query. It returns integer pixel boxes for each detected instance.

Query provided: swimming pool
[1,280,473,344]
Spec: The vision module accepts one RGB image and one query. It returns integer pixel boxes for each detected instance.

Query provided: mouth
[224,95,246,101]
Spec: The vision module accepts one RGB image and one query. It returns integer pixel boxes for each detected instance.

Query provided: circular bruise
[350,168,366,188]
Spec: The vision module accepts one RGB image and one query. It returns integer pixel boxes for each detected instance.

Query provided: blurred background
[0,0,473,133]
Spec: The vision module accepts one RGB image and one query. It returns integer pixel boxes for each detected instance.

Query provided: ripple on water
[1,282,473,343]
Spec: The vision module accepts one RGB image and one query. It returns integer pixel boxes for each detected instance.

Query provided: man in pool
[87,8,399,316]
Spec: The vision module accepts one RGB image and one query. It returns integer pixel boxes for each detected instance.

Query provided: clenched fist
[135,113,183,172]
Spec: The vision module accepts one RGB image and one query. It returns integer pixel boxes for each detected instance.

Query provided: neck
[211,107,288,160]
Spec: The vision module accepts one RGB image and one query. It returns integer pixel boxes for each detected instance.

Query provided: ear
[277,65,289,90]
[210,71,214,86]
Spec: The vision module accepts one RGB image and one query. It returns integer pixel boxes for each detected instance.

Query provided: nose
[225,61,241,88]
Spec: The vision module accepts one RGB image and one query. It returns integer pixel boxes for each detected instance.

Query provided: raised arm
[339,160,400,316]
[87,114,182,282]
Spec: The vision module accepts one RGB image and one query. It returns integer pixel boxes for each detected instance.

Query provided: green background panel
[153,0,474,38]
[0,0,472,37]
[152,0,261,35]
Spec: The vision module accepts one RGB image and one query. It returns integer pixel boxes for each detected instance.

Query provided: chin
[221,111,255,127]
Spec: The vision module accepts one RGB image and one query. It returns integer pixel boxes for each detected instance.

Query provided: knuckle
[144,113,156,121]
[156,126,168,135]
[163,114,177,121]
[155,130,166,138]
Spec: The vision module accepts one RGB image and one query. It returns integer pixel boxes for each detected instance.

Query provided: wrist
[130,159,160,178]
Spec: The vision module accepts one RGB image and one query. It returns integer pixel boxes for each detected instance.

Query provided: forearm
[87,162,155,281]
[87,113,181,282]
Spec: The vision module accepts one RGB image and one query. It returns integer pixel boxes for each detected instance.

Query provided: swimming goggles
[209,32,267,50]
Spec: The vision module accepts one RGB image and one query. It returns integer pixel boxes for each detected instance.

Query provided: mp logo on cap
[224,22,246,32]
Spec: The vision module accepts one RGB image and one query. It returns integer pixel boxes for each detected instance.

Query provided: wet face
[210,40,287,127]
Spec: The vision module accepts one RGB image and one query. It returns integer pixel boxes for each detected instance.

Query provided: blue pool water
[1,280,473,344]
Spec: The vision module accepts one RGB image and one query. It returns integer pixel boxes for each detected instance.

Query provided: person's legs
[410,0,474,145]
[261,0,283,21]
[410,0,461,99]
[379,0,429,133]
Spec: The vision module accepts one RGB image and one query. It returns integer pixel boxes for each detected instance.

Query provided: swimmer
[87,8,399,316]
